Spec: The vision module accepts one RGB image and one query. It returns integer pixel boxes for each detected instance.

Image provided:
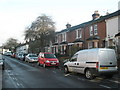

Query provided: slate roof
[56,10,120,34]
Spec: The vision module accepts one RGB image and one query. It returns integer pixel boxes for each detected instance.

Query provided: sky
[0,0,119,46]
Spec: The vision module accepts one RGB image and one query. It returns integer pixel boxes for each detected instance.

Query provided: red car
[11,53,16,58]
[37,52,59,68]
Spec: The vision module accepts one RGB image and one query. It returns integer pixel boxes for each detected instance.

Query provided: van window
[70,54,78,62]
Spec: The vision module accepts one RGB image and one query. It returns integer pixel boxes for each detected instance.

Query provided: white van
[64,48,118,79]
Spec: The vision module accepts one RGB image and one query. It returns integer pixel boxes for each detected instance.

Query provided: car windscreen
[29,54,37,57]
[44,54,56,58]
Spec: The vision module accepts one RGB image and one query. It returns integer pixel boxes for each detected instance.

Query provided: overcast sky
[0,0,119,46]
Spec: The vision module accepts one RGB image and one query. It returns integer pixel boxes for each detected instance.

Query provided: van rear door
[99,49,117,72]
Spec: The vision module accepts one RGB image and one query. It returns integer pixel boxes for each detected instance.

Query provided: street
[2,55,120,89]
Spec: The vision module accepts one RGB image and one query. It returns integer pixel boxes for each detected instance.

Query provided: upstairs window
[89,26,93,36]
[94,24,98,35]
[62,32,66,42]
[55,35,58,43]
[76,29,82,39]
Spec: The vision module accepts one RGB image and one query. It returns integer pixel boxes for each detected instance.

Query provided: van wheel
[85,69,94,79]
[64,66,69,74]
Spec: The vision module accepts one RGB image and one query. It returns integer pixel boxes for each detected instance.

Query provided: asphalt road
[2,55,120,89]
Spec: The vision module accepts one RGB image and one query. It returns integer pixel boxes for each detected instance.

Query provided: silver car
[25,54,38,63]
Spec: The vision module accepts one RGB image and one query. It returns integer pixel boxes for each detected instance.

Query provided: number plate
[100,67,108,69]
[51,63,56,65]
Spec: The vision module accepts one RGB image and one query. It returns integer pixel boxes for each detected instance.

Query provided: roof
[76,48,115,54]
[86,36,100,41]
[56,10,120,34]
[73,39,84,43]
[60,41,68,45]
[39,52,54,54]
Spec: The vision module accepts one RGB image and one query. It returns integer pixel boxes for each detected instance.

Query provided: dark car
[0,54,4,70]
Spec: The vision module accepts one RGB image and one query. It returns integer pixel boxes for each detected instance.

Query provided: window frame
[89,26,93,36]
[94,24,98,35]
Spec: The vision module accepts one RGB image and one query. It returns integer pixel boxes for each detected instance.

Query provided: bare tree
[24,14,55,53]
[3,38,19,52]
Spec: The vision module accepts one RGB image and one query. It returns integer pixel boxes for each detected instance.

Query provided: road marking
[64,74,70,76]
[16,83,20,86]
[108,80,120,84]
[5,69,24,88]
[53,71,56,73]
[99,85,111,88]
[77,78,85,81]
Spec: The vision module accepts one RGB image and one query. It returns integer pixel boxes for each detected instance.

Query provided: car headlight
[46,60,50,63]
[56,60,59,63]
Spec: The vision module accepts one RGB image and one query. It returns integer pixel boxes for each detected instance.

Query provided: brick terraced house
[46,10,120,57]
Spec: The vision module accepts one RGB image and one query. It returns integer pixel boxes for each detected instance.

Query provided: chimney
[66,23,71,28]
[92,10,100,20]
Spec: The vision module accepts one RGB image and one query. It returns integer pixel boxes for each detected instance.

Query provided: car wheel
[2,65,4,70]
[37,62,40,66]
[64,66,69,74]
[85,69,95,79]
[43,63,46,68]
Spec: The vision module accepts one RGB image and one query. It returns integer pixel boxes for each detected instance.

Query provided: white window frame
[76,30,79,39]
[89,26,93,36]
[62,32,66,42]
[76,28,82,39]
[79,30,82,38]
[94,24,98,35]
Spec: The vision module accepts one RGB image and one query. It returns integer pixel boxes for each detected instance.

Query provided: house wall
[51,10,119,56]
[16,44,29,54]
[67,30,76,43]
[106,16,118,47]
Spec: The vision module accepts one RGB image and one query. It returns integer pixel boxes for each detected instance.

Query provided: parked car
[25,54,38,62]
[64,48,118,79]
[0,54,4,70]
[11,53,16,58]
[37,52,59,68]
[4,51,12,56]
[16,53,24,60]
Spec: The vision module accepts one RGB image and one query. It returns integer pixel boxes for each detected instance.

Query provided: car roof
[0,54,2,59]
[39,52,53,54]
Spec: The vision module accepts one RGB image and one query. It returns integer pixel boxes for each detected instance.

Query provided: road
[2,55,120,89]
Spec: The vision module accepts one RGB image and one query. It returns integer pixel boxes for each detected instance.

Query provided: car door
[40,53,44,64]
[68,54,78,72]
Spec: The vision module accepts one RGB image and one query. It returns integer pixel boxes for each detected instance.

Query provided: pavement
[0,67,2,90]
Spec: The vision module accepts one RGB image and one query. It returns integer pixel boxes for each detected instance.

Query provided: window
[88,41,94,49]
[76,29,82,39]
[55,35,58,43]
[62,32,66,42]
[94,24,98,35]
[44,54,56,58]
[89,26,93,36]
[70,54,78,62]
